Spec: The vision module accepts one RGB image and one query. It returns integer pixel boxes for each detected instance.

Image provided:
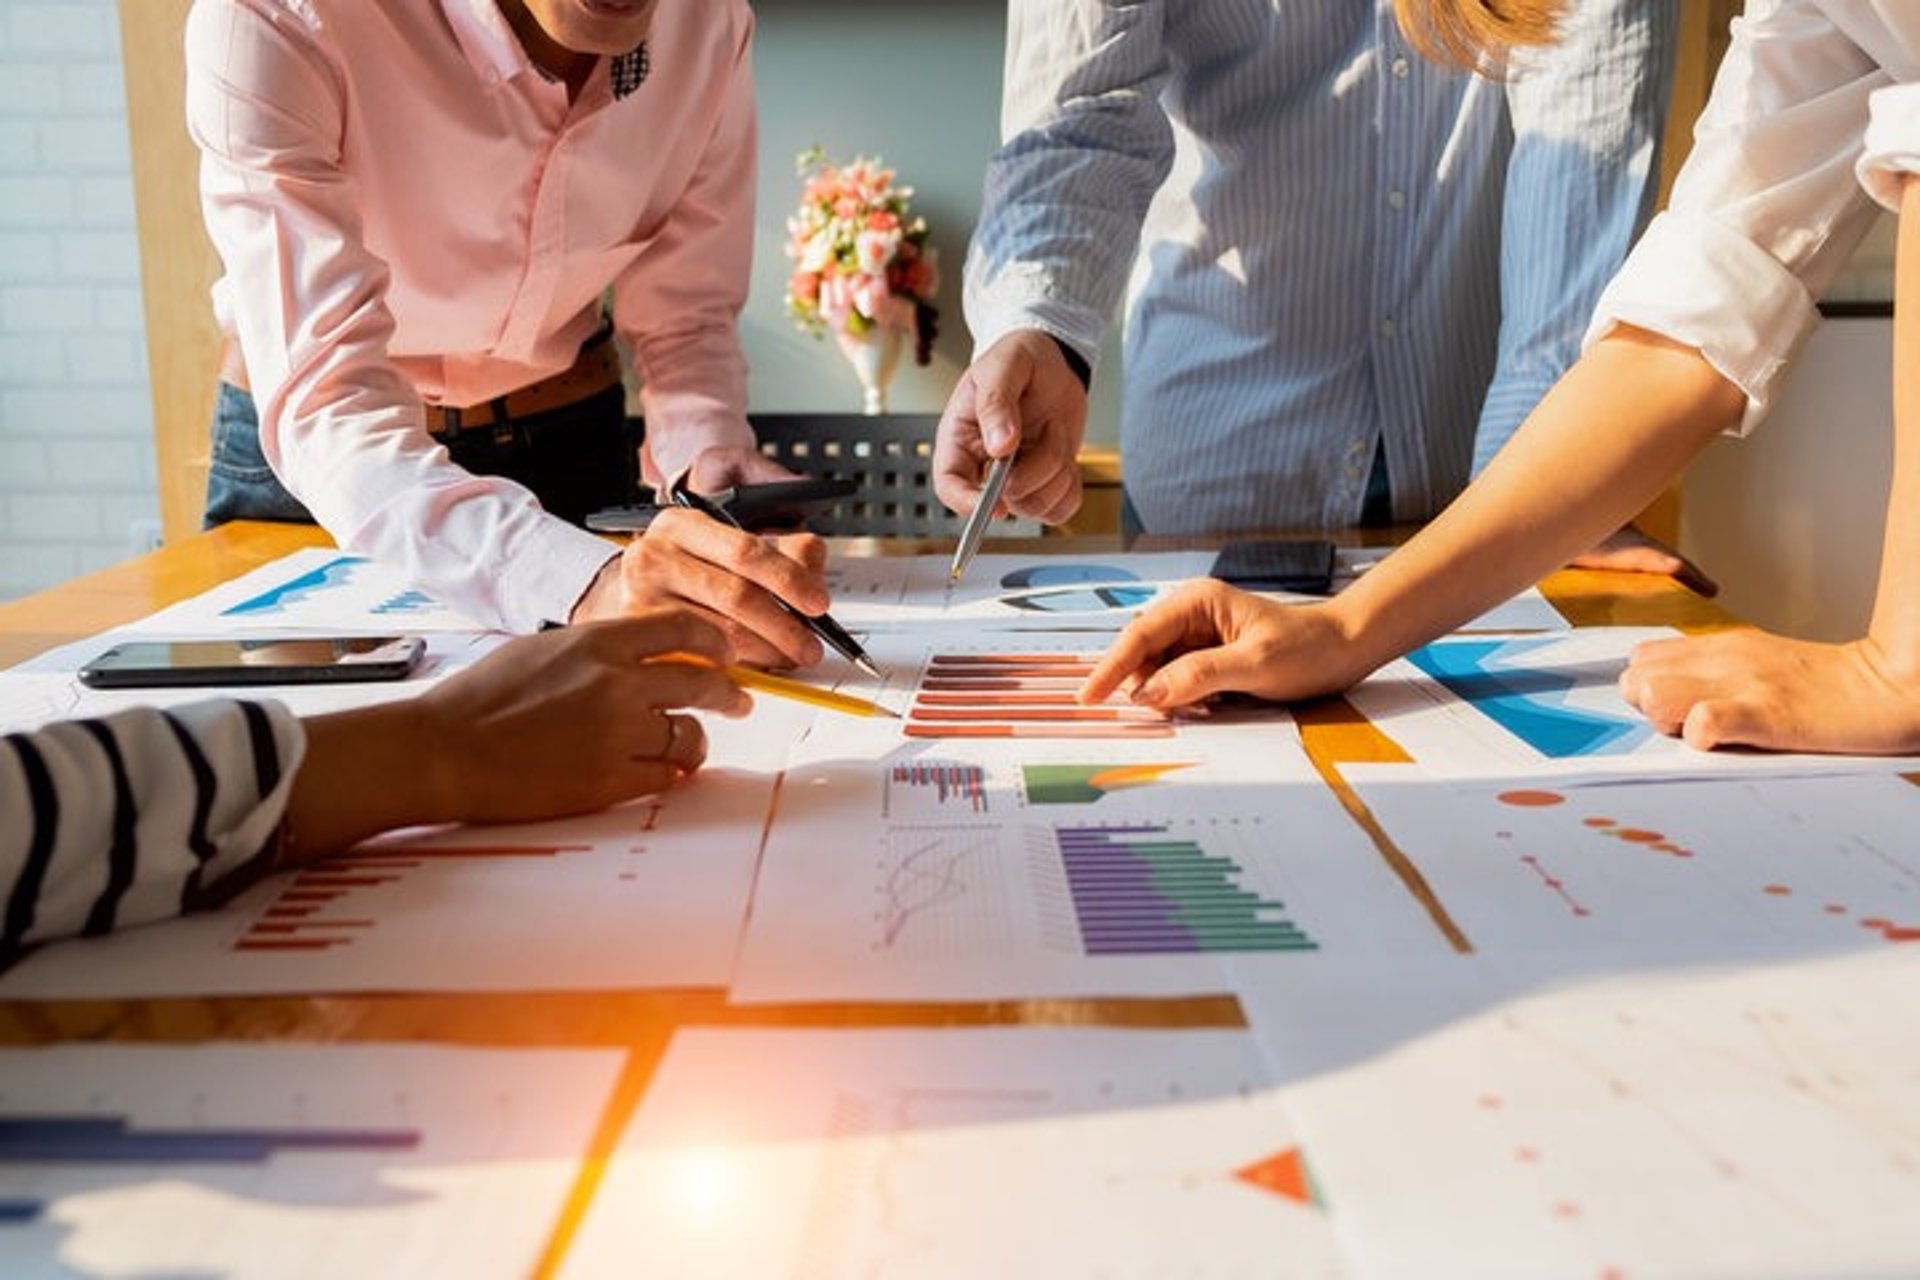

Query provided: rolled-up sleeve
[1859,82,1920,210]
[1583,0,1888,435]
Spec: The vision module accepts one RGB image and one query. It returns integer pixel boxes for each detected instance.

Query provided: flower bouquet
[784,148,939,413]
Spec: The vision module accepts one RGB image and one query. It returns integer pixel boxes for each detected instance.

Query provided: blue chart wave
[998,564,1155,613]
[1406,638,1650,758]
[222,557,442,619]
[222,556,367,618]
[0,1114,418,1224]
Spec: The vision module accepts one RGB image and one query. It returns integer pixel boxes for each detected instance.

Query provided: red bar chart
[234,843,595,953]
[905,654,1174,740]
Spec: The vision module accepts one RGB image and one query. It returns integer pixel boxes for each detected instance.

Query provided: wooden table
[0,522,1742,1274]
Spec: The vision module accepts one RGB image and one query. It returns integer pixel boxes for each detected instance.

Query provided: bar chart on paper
[1054,823,1318,956]
[560,1027,1341,1279]
[0,1043,619,1279]
[905,654,1175,740]
[0,778,778,998]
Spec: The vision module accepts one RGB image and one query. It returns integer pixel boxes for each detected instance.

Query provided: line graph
[873,827,1007,955]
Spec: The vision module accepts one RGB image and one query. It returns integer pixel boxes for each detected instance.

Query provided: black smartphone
[1208,539,1336,595]
[77,636,426,689]
[585,477,861,534]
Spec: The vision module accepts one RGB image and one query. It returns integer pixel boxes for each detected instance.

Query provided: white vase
[834,326,906,416]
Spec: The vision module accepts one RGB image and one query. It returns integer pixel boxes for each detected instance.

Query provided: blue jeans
[203,382,643,529]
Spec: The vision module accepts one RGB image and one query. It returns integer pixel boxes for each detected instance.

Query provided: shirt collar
[440,0,531,86]
[438,2,648,99]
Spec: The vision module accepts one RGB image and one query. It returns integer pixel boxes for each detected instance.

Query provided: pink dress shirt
[185,0,758,631]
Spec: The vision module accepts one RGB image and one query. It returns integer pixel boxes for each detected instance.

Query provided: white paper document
[1236,952,1920,1279]
[561,1027,1344,1279]
[827,551,1217,633]
[1346,626,1920,781]
[1340,764,1920,963]
[0,736,784,997]
[730,631,1453,1002]
[0,1042,619,1279]
[131,548,487,634]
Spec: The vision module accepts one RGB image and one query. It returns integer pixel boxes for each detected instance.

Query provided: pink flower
[855,228,900,274]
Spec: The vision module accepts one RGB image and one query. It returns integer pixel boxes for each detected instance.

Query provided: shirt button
[1387,189,1407,211]
[1379,319,1398,339]
[1391,57,1411,79]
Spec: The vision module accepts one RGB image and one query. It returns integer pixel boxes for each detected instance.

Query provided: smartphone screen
[77,637,426,689]
[1208,539,1336,595]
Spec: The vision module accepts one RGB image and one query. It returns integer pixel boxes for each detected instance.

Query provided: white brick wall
[0,0,159,604]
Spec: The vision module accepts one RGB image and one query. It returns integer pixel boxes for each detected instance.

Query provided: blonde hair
[1392,0,1566,72]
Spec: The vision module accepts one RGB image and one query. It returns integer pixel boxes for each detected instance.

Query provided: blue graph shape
[998,564,1154,613]
[1001,564,1140,590]
[222,556,368,617]
[0,1200,41,1225]
[1406,639,1650,758]
[0,1115,418,1163]
[372,590,437,615]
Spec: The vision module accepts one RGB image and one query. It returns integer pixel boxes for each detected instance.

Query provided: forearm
[1336,328,1745,667]
[1870,175,1920,667]
[282,701,452,861]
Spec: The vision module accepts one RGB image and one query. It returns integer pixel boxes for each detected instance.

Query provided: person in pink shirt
[185,0,833,667]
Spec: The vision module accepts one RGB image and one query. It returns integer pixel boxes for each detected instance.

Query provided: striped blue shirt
[964,0,1675,533]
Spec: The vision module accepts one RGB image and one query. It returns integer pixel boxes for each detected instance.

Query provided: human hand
[1568,525,1719,597]
[934,329,1088,525]
[663,442,803,492]
[289,610,752,856]
[568,507,831,669]
[1079,580,1369,710]
[1620,630,1920,755]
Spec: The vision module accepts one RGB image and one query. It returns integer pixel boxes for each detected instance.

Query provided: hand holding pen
[668,470,883,679]
[933,329,1093,580]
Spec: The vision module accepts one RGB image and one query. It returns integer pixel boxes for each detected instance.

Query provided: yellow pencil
[727,665,900,719]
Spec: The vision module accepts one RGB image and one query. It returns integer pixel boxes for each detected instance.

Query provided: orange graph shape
[1232,1147,1319,1207]
[1085,763,1194,792]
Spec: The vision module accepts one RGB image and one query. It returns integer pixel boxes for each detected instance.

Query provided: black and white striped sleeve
[0,698,307,954]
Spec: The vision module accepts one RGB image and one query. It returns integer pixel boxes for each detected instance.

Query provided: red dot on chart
[1615,829,1664,843]
[1498,789,1566,807]
[1583,817,1616,828]
[1554,1201,1583,1219]
[1478,1094,1503,1110]
[1826,904,1848,915]
[1763,884,1792,896]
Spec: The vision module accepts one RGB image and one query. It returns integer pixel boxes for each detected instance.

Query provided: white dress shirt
[1589,0,1920,433]
[964,0,1673,534]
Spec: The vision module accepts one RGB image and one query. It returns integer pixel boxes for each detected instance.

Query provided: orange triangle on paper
[1232,1147,1317,1206]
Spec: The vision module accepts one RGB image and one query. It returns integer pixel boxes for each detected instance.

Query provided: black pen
[667,470,882,679]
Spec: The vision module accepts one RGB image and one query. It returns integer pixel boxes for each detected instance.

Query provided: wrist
[568,554,622,624]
